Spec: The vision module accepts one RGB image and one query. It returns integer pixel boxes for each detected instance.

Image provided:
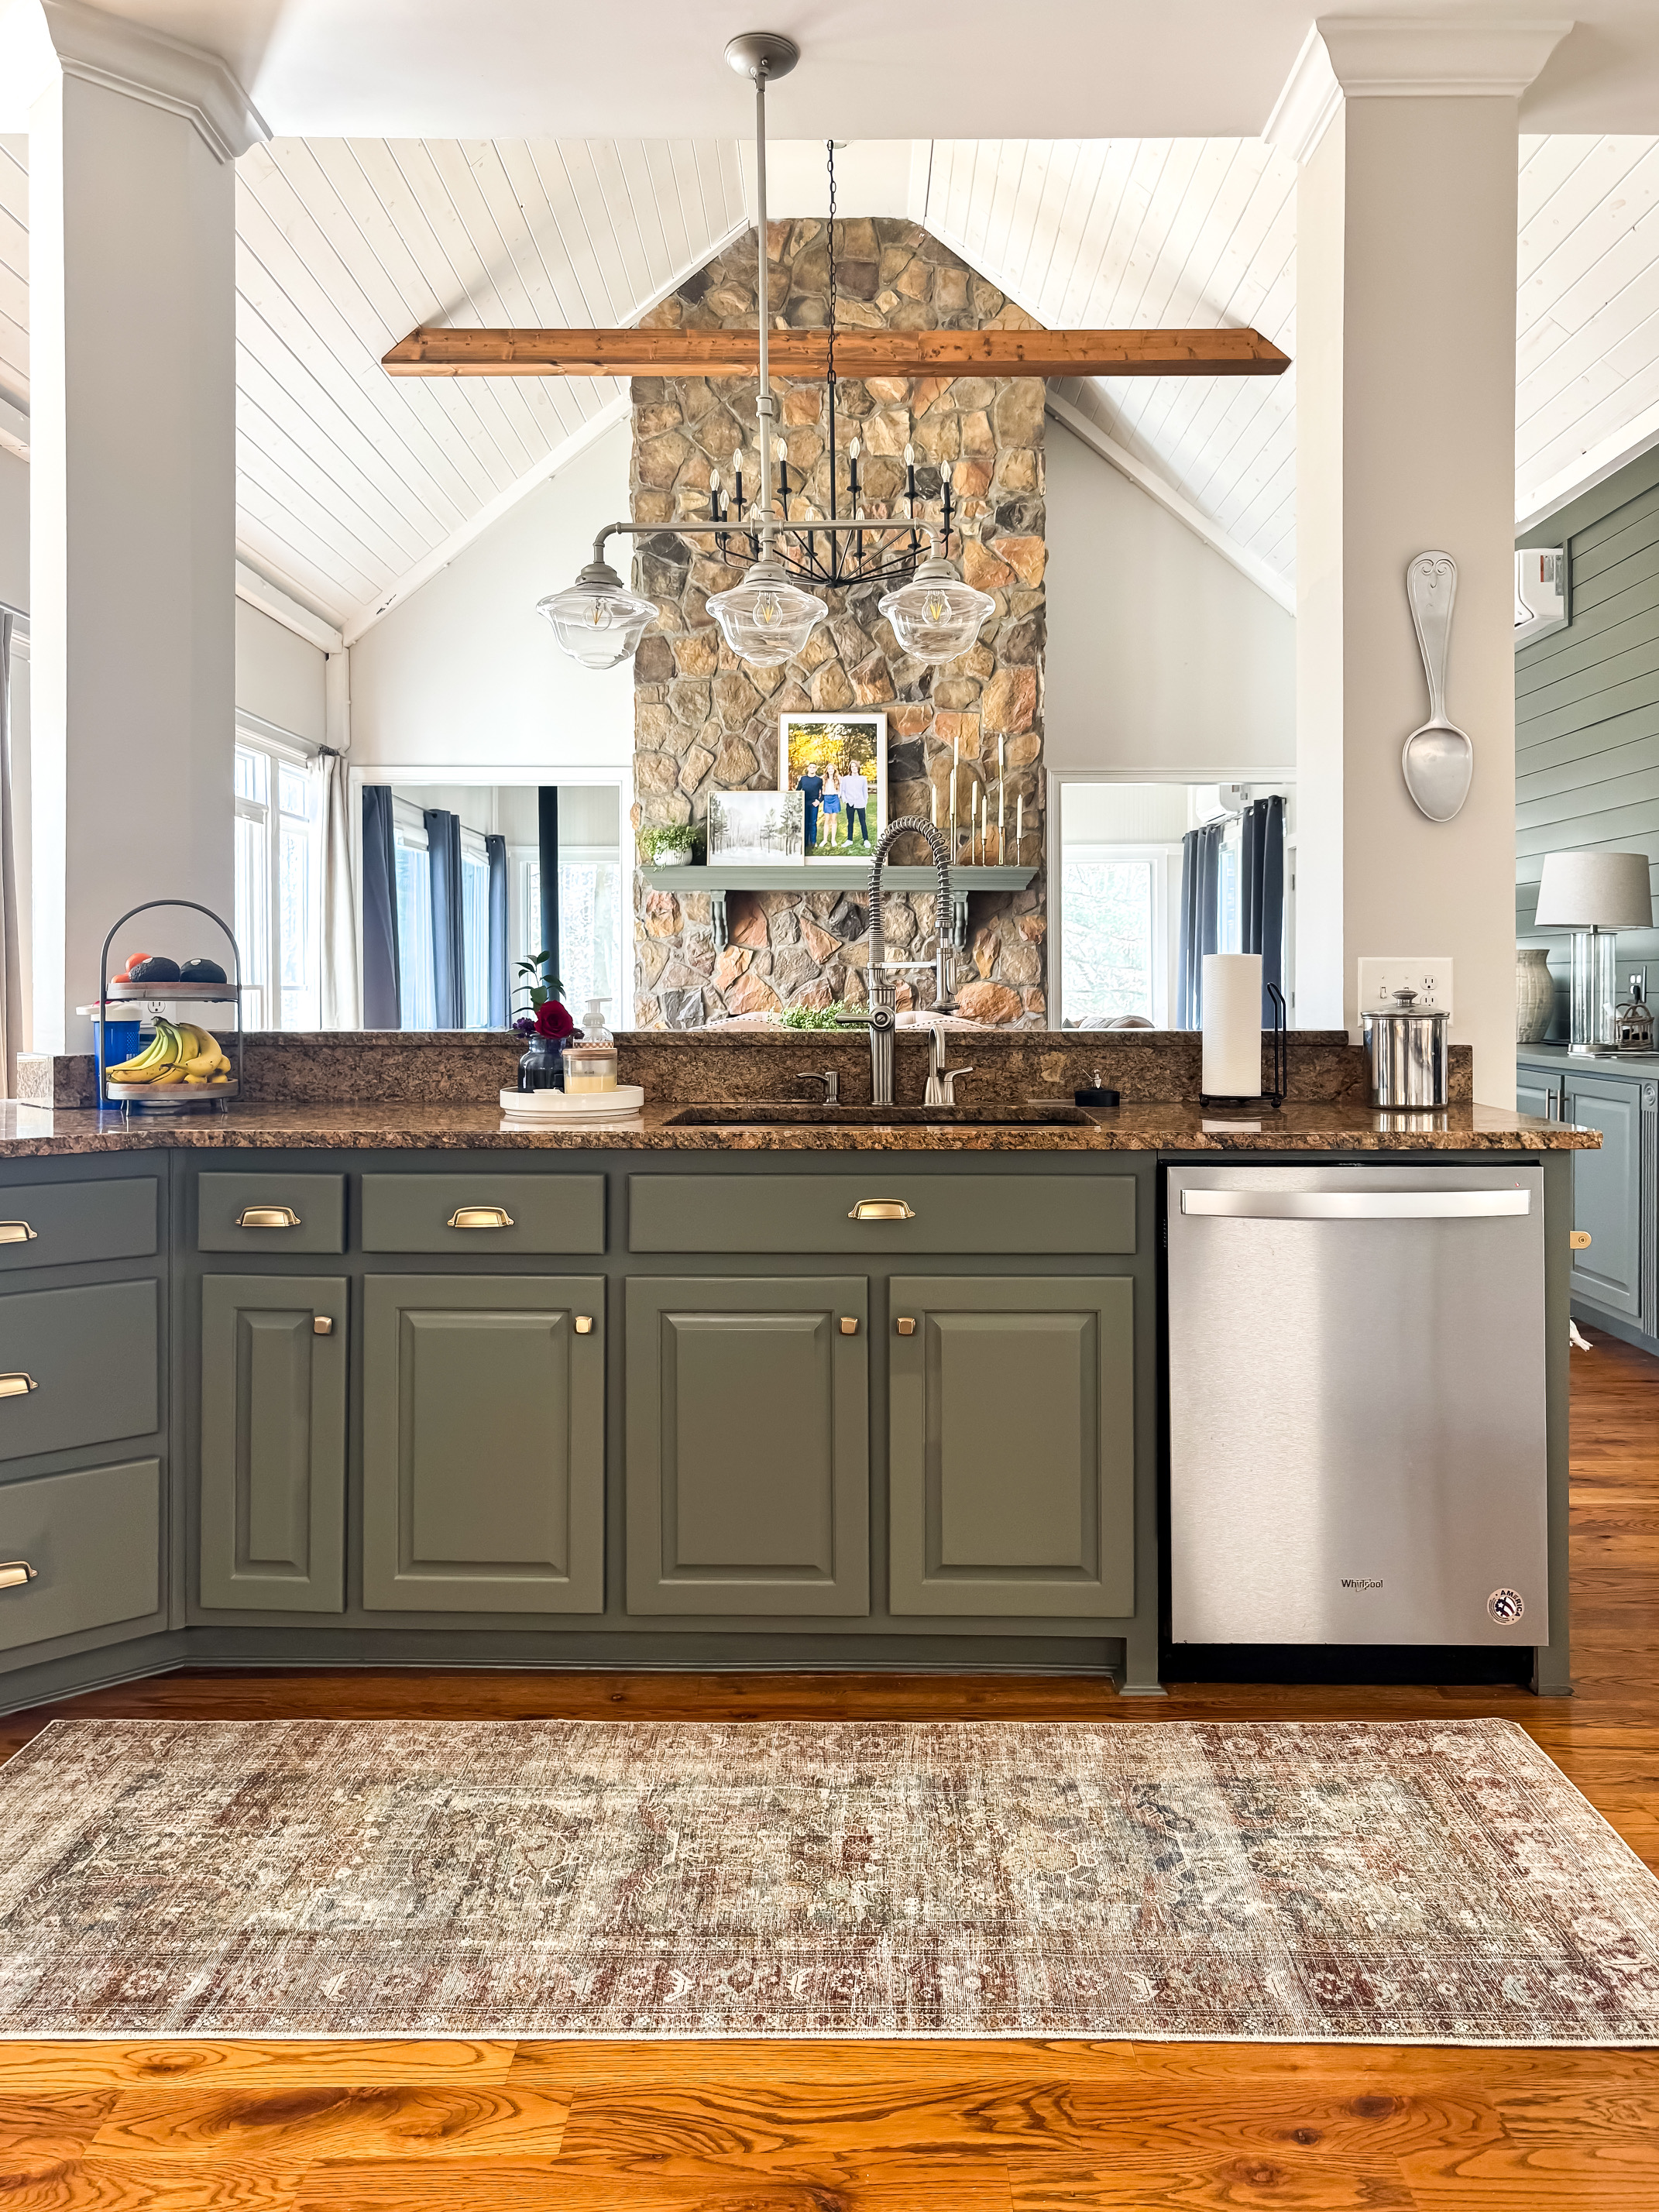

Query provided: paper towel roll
[1202,953,1263,1098]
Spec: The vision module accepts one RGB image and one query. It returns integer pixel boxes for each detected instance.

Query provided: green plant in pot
[641,823,699,868]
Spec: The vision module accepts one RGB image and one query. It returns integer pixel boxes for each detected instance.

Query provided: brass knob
[0,1562,36,1591]
[312,1316,334,1336]
[1570,1229,1592,1250]
[839,1316,859,1335]
[849,1198,915,1222]
[0,1374,37,1399]
[575,1316,595,1334]
[448,1206,514,1229]
[895,1317,917,1336]
[0,1222,36,1245]
[237,1204,301,1229]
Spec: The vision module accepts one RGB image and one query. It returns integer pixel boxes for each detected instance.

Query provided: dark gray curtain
[424,809,465,1029]
[486,833,510,1029]
[1176,821,1224,1030]
[1240,795,1286,1019]
[361,785,401,1029]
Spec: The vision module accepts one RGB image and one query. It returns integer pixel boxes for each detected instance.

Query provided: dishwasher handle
[1179,1187,1531,1220]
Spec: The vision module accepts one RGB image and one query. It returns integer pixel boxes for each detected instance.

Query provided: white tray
[499,1085,644,1116]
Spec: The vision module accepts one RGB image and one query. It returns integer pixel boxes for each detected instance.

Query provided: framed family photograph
[707,787,805,862]
[780,713,887,859]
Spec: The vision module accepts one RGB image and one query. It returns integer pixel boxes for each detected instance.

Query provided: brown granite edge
[15,1029,1472,1110]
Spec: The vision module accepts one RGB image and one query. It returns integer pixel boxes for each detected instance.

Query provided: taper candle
[1016,791,1023,858]
[997,735,1005,867]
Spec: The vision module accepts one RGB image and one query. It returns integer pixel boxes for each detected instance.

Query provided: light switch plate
[1357,957,1453,1021]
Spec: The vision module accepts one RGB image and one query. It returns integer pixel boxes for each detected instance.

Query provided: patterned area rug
[1,1716,1657,2043]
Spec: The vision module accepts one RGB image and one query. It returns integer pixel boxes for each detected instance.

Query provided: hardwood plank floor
[0,1324,1655,2209]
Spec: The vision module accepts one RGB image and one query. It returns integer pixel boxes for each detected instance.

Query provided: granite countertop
[0,1099,1600,1157]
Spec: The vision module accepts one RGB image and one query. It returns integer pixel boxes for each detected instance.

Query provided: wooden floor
[1,1326,1656,2209]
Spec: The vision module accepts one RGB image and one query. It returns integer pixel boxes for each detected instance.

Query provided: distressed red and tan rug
[0,1715,1655,2043]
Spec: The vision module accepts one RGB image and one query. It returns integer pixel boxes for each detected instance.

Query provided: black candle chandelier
[705,140,960,591]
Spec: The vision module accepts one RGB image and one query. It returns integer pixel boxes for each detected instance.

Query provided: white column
[22,2,264,1052]
[1269,20,1568,1106]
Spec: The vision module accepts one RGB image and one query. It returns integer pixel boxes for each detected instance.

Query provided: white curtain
[313,747,361,1029]
[0,613,21,1094]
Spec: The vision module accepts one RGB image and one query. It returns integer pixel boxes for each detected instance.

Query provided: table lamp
[1534,850,1654,1054]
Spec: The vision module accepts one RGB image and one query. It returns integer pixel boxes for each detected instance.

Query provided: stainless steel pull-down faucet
[839,818,957,1108]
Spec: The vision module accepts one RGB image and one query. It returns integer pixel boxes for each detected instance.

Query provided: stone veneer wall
[629,218,1047,1029]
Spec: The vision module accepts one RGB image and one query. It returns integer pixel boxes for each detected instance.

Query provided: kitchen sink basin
[664,1103,1095,1128]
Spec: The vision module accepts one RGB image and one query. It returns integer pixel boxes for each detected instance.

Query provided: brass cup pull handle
[895,1317,917,1336]
[0,1374,37,1399]
[0,1222,37,1245]
[448,1206,515,1230]
[237,1205,301,1229]
[0,1562,36,1590]
[1571,1229,1592,1250]
[849,1198,915,1222]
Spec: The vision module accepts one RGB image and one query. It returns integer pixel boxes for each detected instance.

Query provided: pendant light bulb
[706,554,828,668]
[878,554,995,667]
[538,558,658,672]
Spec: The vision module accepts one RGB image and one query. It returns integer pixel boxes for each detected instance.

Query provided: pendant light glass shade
[538,560,658,671]
[878,557,996,666]
[706,556,828,667]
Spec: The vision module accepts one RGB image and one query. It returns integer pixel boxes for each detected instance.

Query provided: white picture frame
[707,786,805,862]
[779,711,888,860]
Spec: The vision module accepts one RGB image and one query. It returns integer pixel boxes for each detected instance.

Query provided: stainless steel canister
[1361,988,1451,1108]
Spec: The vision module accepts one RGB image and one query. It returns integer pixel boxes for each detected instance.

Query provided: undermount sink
[663,1103,1095,1128]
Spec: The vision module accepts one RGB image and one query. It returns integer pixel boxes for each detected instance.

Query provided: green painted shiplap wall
[1517,445,1659,1035]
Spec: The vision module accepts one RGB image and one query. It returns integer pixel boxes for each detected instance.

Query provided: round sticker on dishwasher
[1488,1589,1524,1623]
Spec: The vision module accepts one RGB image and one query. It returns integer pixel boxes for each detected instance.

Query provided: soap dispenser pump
[565,998,619,1094]
[580,997,613,1046]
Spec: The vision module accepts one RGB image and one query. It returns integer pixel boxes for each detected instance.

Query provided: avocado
[179,957,227,984]
[126,957,181,983]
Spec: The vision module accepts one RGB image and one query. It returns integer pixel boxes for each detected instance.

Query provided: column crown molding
[40,0,268,163]
[1264,15,1573,163]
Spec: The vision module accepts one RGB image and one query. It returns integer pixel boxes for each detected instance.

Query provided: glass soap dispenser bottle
[564,998,618,1094]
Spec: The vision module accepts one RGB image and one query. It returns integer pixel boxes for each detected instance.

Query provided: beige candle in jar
[563,1042,618,1094]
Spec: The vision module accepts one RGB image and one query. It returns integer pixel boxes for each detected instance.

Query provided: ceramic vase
[1516,946,1555,1043]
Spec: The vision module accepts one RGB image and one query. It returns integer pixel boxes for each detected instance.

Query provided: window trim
[1059,842,1174,1029]
[233,730,321,1031]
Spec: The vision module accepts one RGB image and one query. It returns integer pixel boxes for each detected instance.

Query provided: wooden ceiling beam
[381,327,1290,380]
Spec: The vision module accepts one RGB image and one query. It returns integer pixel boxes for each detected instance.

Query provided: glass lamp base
[1568,926,1620,1052]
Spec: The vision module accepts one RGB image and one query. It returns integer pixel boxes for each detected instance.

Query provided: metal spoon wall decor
[1402,550,1473,822]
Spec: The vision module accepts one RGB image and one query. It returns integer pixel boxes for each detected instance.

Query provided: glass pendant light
[879,545,995,666]
[537,558,658,671]
[706,554,827,667]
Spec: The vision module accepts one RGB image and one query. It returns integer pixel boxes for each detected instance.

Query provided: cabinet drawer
[629,1173,1136,1255]
[198,1173,346,1255]
[362,1173,605,1255]
[0,1176,158,1274]
[0,1280,158,1463]
[0,1458,161,1654]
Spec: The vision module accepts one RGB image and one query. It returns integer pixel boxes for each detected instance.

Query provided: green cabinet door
[1563,1071,1644,1321]
[363,1275,604,1613]
[888,1276,1134,1618]
[626,1277,870,1616]
[199,1276,347,1613]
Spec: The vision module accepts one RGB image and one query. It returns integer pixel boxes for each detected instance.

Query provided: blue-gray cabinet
[1519,1049,1657,1347]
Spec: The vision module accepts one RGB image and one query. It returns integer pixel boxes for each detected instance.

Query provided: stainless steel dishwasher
[1166,1163,1547,1648]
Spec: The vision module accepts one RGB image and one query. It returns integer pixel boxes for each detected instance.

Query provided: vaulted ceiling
[2,129,1659,640]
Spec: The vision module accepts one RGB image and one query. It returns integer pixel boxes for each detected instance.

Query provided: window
[234,738,320,1028]
[1061,848,1170,1027]
[517,847,623,1021]
[393,802,436,1030]
[461,830,491,1028]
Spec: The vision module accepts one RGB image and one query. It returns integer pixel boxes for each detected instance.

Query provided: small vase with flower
[514,952,575,1089]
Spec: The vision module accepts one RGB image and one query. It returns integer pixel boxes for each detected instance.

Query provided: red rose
[535,998,575,1040]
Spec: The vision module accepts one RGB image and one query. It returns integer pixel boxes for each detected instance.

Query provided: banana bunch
[108,1018,232,1088]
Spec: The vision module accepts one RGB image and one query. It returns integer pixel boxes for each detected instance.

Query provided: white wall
[1044,417,1296,773]
[349,420,634,773]
[0,446,25,613]
[235,599,326,744]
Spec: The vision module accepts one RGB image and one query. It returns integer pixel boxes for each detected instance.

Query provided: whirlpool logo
[1341,1578,1383,1590]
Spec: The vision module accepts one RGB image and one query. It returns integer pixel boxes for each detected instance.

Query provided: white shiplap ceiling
[4,132,1659,634]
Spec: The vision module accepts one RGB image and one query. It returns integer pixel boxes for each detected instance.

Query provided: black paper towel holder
[1198,982,1288,1111]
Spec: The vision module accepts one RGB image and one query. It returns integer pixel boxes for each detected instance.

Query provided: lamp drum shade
[1534,850,1654,930]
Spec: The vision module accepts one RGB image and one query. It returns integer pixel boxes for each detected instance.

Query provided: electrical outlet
[1357,957,1454,1022]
